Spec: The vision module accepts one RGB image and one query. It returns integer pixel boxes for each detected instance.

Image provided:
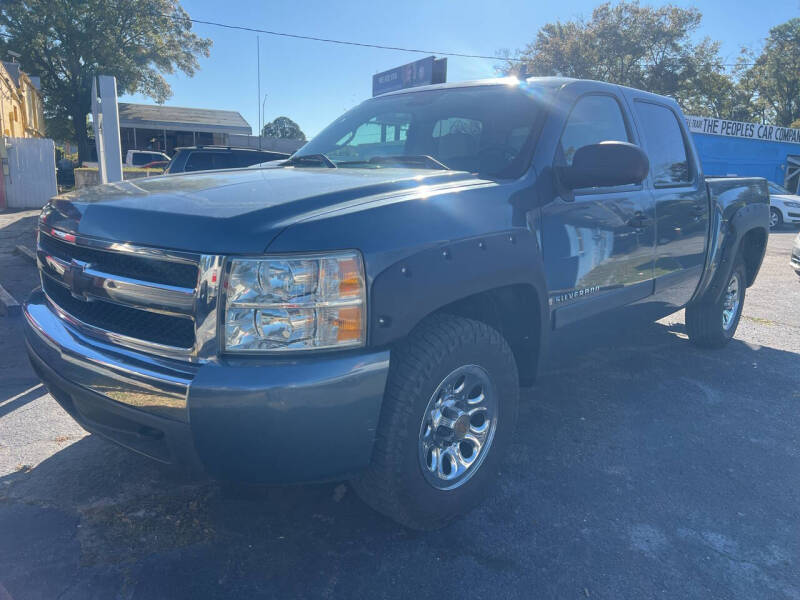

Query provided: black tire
[770,207,783,229]
[351,314,519,530]
[685,258,747,348]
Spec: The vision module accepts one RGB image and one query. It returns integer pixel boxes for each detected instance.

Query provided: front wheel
[685,259,746,348]
[351,314,519,530]
[770,207,783,229]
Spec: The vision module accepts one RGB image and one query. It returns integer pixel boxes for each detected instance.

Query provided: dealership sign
[372,56,447,97]
[685,115,800,145]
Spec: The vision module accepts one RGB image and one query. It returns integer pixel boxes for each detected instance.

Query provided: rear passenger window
[185,152,234,172]
[211,153,235,169]
[236,153,266,168]
[184,152,214,172]
[560,95,630,166]
[634,102,691,186]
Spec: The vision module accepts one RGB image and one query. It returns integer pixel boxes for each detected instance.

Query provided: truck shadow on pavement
[1,317,799,599]
[0,211,39,300]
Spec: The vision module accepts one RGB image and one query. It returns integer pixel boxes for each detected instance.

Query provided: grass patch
[742,316,775,325]
[78,485,218,565]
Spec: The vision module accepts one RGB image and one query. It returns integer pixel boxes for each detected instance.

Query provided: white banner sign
[685,115,800,145]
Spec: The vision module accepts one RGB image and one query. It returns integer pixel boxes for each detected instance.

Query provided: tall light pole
[257,36,261,150]
[261,93,268,142]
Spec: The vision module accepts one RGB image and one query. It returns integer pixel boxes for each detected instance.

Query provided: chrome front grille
[37,227,223,361]
[38,233,199,288]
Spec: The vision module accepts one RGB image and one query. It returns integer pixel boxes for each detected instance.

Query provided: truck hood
[41,167,480,254]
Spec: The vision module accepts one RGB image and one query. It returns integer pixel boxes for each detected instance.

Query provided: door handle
[626,212,652,228]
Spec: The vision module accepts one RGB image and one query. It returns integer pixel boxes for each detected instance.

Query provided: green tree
[745,19,800,127]
[0,0,211,163]
[262,116,306,141]
[503,1,743,118]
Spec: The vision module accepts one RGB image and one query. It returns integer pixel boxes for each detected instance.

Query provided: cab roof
[374,76,678,108]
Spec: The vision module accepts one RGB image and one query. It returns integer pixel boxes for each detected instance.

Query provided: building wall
[120,127,229,156]
[20,72,45,137]
[691,133,797,184]
[0,63,45,138]
[0,63,25,138]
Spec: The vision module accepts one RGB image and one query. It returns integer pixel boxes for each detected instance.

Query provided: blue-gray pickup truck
[24,77,769,529]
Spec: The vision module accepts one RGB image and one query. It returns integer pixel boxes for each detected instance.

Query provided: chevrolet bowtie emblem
[62,259,93,301]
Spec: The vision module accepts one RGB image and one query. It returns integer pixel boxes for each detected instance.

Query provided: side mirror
[559,141,649,190]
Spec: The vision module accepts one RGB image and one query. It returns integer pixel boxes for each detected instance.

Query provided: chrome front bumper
[24,289,195,422]
[24,289,391,482]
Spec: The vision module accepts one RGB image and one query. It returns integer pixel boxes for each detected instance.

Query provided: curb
[0,281,20,317]
[14,244,36,263]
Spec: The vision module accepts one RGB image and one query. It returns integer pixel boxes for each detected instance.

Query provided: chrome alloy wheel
[722,271,741,331]
[418,364,498,490]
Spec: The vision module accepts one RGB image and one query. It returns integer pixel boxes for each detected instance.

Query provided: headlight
[224,251,366,352]
[783,200,800,209]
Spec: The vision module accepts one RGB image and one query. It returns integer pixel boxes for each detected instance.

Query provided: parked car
[125,150,170,168]
[792,232,800,276]
[768,182,800,229]
[55,158,75,188]
[24,77,770,530]
[163,146,290,174]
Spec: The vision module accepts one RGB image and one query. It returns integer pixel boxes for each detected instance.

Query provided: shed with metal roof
[117,102,252,155]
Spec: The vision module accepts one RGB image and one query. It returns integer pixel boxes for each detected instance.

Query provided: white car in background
[124,149,170,168]
[768,182,800,229]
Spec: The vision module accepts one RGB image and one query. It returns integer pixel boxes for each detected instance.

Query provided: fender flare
[693,201,769,305]
[368,229,550,371]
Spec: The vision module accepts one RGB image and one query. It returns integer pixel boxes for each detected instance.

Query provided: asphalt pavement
[1,210,798,599]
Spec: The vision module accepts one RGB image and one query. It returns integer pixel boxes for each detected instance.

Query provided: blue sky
[120,0,798,138]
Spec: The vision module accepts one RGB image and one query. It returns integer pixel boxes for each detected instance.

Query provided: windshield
[769,182,790,195]
[294,85,542,178]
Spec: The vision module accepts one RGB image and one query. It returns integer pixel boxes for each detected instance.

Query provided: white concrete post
[91,75,123,183]
[91,77,105,182]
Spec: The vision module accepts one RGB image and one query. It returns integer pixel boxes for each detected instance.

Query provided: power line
[0,19,757,68]
[174,16,526,62]
[171,16,756,68]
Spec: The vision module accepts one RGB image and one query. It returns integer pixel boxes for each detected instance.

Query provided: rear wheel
[351,314,519,530]
[770,207,783,229]
[685,259,746,348]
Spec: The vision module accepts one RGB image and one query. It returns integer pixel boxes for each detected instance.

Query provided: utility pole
[261,93,268,144]
[257,36,262,150]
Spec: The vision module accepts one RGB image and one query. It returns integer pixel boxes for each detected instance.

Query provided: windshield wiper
[283,153,337,168]
[367,155,450,170]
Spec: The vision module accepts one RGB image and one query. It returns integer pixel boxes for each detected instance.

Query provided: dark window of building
[175,132,195,147]
[634,102,691,186]
[196,132,214,146]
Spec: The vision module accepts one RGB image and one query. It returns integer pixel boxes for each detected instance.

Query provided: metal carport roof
[118,103,252,135]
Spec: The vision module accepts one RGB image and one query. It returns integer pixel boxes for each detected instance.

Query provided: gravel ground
[1,210,798,600]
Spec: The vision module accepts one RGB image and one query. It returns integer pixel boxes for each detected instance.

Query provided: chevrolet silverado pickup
[24,77,769,529]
